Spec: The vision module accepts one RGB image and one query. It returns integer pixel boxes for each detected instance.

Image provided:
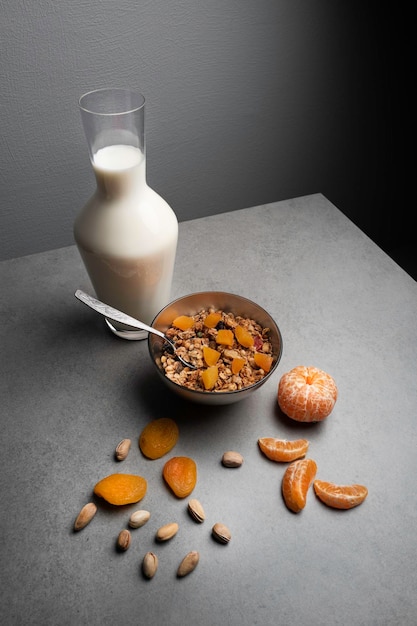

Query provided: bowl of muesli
[148,291,283,405]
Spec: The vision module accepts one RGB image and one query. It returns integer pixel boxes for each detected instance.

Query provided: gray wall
[1,1,395,262]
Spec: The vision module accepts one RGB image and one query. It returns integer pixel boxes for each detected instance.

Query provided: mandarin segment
[93,473,147,505]
[163,456,197,498]
[313,480,368,509]
[278,365,338,422]
[139,417,179,459]
[258,437,309,462]
[282,458,317,512]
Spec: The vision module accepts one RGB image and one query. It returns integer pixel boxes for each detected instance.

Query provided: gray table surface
[1,193,416,626]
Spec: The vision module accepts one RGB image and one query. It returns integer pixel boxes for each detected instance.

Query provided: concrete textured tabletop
[1,194,416,626]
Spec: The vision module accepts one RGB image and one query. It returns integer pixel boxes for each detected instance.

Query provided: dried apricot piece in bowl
[93,473,147,505]
[203,346,221,366]
[163,456,197,498]
[282,458,317,513]
[278,366,338,422]
[203,312,222,328]
[313,480,368,509]
[215,329,234,346]
[234,325,254,348]
[258,437,309,462]
[172,315,194,331]
[201,365,218,390]
[254,353,273,373]
[139,417,179,459]
[231,357,245,374]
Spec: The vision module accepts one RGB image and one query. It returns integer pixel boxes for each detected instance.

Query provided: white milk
[74,145,178,333]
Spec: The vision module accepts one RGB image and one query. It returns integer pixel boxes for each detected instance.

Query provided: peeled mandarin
[163,456,197,498]
[93,473,147,506]
[172,315,194,331]
[139,417,179,459]
[278,366,338,422]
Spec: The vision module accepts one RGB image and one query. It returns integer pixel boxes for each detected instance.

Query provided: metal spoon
[74,290,198,370]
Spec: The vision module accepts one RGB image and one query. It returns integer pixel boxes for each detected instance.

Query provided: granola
[160,308,274,392]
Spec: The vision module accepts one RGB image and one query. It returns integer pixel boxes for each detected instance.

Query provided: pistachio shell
[117,529,131,551]
[187,498,206,523]
[74,502,97,531]
[129,509,151,529]
[222,451,244,468]
[142,552,158,579]
[177,551,199,577]
[156,522,179,542]
[115,438,131,461]
[212,522,231,544]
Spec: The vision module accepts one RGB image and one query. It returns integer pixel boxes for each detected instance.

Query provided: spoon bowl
[74,290,198,370]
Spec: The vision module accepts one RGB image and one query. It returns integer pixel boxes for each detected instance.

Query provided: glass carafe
[74,88,178,340]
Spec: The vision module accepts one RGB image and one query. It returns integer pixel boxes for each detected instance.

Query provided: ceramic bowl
[148,291,283,405]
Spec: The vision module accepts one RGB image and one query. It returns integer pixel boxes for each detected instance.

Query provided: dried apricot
[93,473,147,505]
[254,353,273,373]
[203,345,221,366]
[204,312,222,328]
[258,437,309,462]
[231,356,245,374]
[313,480,368,509]
[215,329,234,346]
[234,325,254,348]
[163,456,197,498]
[278,366,338,422]
[172,315,194,331]
[201,365,218,390]
[282,459,317,513]
[139,417,179,459]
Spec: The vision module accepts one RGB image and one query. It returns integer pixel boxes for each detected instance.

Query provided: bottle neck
[93,150,147,198]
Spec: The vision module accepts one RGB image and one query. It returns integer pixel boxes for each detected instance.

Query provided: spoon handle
[75,290,165,339]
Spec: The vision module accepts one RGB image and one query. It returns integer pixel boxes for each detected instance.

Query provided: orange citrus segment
[282,458,317,513]
[163,456,197,498]
[201,365,218,390]
[203,345,221,366]
[139,417,179,459]
[313,480,368,509]
[215,329,234,346]
[234,325,254,348]
[93,473,147,505]
[278,366,338,422]
[204,312,222,328]
[172,315,194,331]
[258,437,309,462]
[254,353,273,373]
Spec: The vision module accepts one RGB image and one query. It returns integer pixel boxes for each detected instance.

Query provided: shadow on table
[136,369,238,426]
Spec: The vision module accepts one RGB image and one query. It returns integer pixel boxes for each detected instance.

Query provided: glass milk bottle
[74,88,178,340]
